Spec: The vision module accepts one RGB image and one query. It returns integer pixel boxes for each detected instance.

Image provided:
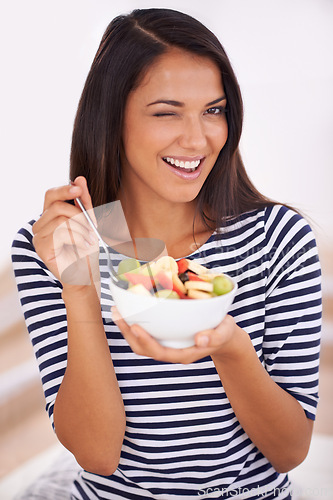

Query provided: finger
[54,221,96,254]
[72,176,97,226]
[127,323,209,364]
[43,184,83,212]
[111,306,131,332]
[129,324,171,360]
[34,226,95,264]
[112,308,214,363]
[194,315,236,348]
[34,213,97,250]
[111,308,147,353]
[34,200,92,235]
[111,307,166,359]
[72,176,92,208]
[34,209,96,245]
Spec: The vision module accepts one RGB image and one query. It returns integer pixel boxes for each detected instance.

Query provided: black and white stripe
[11,205,321,499]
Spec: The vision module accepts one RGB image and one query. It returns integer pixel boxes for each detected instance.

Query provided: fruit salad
[116,256,233,299]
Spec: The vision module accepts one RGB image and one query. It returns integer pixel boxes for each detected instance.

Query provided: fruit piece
[155,270,173,290]
[172,273,187,298]
[213,275,233,295]
[177,258,189,274]
[128,284,152,296]
[178,272,189,284]
[137,262,157,276]
[121,255,233,300]
[154,289,180,299]
[154,256,178,274]
[187,260,209,275]
[187,289,212,299]
[118,258,141,279]
[124,272,156,290]
[187,271,206,282]
[184,281,214,293]
[197,273,215,282]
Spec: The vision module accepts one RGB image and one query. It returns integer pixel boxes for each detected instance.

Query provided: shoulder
[263,204,318,252]
[264,204,310,232]
[261,205,321,291]
[12,219,35,245]
[223,204,316,245]
[226,205,310,233]
[11,219,38,264]
[11,218,59,284]
[218,204,319,264]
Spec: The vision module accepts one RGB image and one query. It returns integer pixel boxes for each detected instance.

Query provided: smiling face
[120,48,228,206]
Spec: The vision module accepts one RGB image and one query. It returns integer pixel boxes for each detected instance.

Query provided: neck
[118,189,210,259]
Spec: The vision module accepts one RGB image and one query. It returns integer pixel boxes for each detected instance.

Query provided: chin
[167,191,201,204]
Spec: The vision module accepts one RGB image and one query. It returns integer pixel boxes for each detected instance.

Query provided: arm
[55,284,126,475]
[114,313,312,472]
[29,177,126,475]
[211,322,314,473]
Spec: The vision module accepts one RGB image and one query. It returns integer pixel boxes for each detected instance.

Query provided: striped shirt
[11,205,321,499]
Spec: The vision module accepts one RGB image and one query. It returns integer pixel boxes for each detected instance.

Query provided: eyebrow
[147,96,227,107]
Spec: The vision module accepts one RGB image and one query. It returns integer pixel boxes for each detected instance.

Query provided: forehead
[132,48,224,102]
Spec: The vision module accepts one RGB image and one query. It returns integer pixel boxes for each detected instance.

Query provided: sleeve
[11,220,67,430]
[263,205,322,420]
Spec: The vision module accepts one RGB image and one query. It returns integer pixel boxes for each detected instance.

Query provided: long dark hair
[70,8,274,228]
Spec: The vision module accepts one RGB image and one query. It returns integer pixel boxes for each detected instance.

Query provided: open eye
[205,106,227,115]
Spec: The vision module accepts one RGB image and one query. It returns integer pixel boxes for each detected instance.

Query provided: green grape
[118,258,141,279]
[213,275,233,295]
[154,289,180,299]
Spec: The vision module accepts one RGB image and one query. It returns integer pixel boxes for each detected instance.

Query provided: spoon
[75,197,128,289]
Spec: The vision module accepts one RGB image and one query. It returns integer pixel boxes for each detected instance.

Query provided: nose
[178,117,207,150]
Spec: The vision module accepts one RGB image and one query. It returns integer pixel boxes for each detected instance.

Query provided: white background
[1,0,332,270]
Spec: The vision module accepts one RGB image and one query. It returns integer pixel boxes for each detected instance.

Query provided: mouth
[162,156,203,173]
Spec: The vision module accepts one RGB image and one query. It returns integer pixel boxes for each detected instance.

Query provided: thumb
[195,315,236,348]
[72,176,97,226]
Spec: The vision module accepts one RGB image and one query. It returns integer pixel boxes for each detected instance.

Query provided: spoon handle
[75,198,105,248]
[75,197,119,283]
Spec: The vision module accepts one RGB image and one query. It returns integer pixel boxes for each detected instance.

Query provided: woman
[12,8,321,499]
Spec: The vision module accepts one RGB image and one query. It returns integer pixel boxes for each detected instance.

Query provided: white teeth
[164,157,201,169]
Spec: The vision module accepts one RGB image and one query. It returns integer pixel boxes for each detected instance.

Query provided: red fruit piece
[124,272,156,291]
[187,271,205,282]
[177,258,189,274]
[155,270,173,290]
[172,273,187,299]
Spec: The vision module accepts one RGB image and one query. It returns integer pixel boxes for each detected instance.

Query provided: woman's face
[121,48,228,205]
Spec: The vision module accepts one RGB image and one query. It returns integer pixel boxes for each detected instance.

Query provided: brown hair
[70,8,275,228]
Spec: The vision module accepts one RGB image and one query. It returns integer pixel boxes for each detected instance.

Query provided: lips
[162,156,203,173]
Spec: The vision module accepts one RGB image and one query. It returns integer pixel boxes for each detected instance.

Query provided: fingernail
[69,186,80,194]
[197,335,209,347]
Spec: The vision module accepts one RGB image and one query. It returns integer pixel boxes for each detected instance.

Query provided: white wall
[1,0,332,269]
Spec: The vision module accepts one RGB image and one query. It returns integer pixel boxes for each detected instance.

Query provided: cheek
[122,126,148,163]
[124,122,167,153]
[211,123,228,154]
[220,120,229,148]
[144,123,177,146]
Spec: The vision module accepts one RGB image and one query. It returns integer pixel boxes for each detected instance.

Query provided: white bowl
[110,276,237,348]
